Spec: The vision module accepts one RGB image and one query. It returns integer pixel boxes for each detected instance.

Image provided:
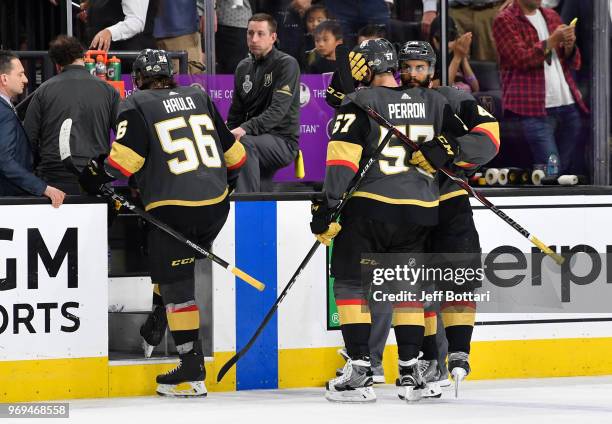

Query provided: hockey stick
[334,46,564,266]
[216,116,398,382]
[58,118,265,291]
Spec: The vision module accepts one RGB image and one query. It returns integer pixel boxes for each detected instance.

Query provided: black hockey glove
[325,72,348,109]
[310,200,341,246]
[409,135,458,174]
[79,154,115,195]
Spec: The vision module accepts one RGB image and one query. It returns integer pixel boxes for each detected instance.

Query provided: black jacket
[24,65,120,190]
[227,47,301,144]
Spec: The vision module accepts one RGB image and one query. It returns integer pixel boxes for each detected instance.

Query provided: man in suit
[0,51,65,207]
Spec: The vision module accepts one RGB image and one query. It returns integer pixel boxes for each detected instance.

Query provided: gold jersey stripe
[441,305,476,327]
[424,314,437,336]
[327,140,363,169]
[224,140,246,169]
[167,310,199,331]
[473,121,501,150]
[352,191,439,207]
[439,189,469,202]
[337,304,371,324]
[109,142,145,175]
[145,188,228,211]
[392,311,425,327]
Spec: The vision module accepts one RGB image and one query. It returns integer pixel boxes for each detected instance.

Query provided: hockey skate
[448,351,470,398]
[418,359,442,399]
[140,305,167,358]
[336,348,385,384]
[326,357,376,403]
[156,343,207,398]
[396,358,426,402]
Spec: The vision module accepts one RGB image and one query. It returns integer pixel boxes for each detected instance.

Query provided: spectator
[0,51,64,207]
[227,14,300,192]
[423,0,503,62]
[356,24,388,45]
[324,0,390,47]
[216,0,253,74]
[560,0,593,102]
[303,4,330,53]
[305,4,329,35]
[275,0,312,64]
[430,17,480,92]
[422,0,438,39]
[493,0,589,175]
[24,36,120,195]
[86,0,158,52]
[154,0,204,74]
[306,20,344,73]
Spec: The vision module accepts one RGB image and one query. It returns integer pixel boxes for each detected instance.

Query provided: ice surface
[20,376,612,424]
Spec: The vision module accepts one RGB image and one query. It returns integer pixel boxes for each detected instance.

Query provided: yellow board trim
[109,142,145,175]
[145,188,228,211]
[108,351,236,397]
[0,357,108,402]
[278,337,612,388]
[440,189,469,201]
[352,191,439,207]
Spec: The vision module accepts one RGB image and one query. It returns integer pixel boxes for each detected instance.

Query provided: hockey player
[399,40,500,393]
[312,38,466,403]
[79,49,246,397]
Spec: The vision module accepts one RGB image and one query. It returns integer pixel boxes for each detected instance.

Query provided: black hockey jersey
[323,85,465,226]
[105,86,246,211]
[436,86,500,209]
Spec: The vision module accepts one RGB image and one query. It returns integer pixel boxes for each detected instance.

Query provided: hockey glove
[409,135,458,174]
[310,201,342,246]
[348,51,369,82]
[79,154,115,195]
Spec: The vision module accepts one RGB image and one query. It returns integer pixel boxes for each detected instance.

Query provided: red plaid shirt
[492,2,588,117]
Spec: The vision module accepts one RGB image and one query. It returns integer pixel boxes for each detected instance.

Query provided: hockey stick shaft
[360,106,564,265]
[98,186,265,290]
[216,127,397,382]
[58,119,265,291]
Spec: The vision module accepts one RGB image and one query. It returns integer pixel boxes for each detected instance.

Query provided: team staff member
[313,39,465,403]
[227,13,300,192]
[0,51,65,207]
[25,35,120,194]
[80,49,246,397]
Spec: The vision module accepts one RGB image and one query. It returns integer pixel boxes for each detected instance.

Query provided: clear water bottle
[546,153,559,177]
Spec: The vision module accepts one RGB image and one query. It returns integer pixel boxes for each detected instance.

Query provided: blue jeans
[520,104,584,175]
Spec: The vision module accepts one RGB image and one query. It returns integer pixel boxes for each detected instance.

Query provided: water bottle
[546,153,559,177]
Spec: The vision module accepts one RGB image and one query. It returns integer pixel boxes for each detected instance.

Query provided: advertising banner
[0,204,108,360]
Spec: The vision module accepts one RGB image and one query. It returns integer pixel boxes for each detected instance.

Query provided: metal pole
[204,0,216,74]
[65,0,73,36]
[440,0,448,86]
[592,0,610,185]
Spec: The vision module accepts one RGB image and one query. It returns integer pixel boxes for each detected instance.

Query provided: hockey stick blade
[58,120,266,291]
